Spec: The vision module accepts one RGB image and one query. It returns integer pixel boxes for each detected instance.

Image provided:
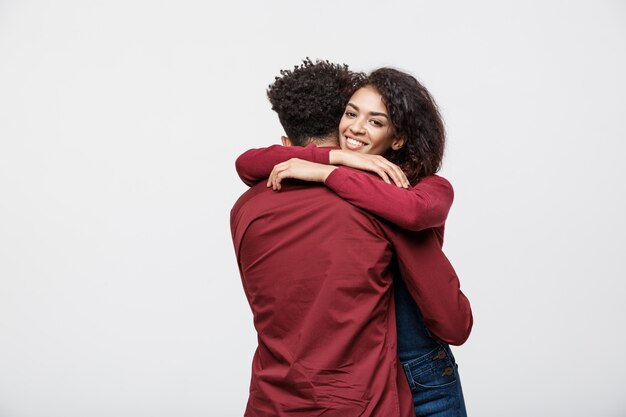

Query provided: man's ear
[391,135,406,151]
[281,136,293,147]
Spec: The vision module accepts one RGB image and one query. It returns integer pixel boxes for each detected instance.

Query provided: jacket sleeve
[324,168,454,231]
[389,227,473,345]
[235,144,333,186]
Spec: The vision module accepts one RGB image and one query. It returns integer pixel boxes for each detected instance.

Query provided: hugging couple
[230,58,473,417]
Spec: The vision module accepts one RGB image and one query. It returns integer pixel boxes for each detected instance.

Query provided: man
[230,59,472,416]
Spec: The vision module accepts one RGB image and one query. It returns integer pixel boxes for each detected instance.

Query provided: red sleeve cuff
[323,166,351,191]
[306,144,335,165]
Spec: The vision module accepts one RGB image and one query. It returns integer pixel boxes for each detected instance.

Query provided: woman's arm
[390,227,472,345]
[236,145,408,187]
[268,158,454,232]
[235,144,333,186]
[324,168,454,231]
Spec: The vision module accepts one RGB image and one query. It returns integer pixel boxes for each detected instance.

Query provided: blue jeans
[394,276,468,417]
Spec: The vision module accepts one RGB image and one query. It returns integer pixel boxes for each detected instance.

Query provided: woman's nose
[349,119,365,134]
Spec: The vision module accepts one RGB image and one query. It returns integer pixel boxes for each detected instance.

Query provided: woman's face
[338,86,404,155]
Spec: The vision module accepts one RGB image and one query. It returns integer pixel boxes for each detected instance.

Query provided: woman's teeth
[346,137,366,147]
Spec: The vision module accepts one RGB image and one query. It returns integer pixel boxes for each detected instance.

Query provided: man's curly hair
[267,58,364,146]
[367,68,446,184]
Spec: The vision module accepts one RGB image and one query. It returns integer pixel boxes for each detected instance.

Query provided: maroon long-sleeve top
[231,176,472,416]
[235,144,455,234]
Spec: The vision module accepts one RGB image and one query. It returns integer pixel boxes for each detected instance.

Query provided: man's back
[231,181,412,417]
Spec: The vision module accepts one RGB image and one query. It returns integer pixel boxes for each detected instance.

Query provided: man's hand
[329,150,409,188]
[267,158,337,191]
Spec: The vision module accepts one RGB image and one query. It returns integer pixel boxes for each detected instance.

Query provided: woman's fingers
[383,160,409,188]
[269,156,406,191]
[377,160,401,187]
[268,158,310,191]
[274,169,285,190]
[373,166,392,184]
[380,159,409,188]
[349,153,409,188]
[372,158,407,188]
[268,162,286,190]
[273,166,286,190]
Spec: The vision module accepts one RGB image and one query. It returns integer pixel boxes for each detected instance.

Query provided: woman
[237,68,469,417]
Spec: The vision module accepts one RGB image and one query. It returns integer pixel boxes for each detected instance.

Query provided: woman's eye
[345,111,356,117]
[370,119,383,127]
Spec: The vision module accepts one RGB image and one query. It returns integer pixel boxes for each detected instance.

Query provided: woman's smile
[344,136,368,150]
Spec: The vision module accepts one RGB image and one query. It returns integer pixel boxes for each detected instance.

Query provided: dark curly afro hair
[267,58,364,146]
[366,68,446,184]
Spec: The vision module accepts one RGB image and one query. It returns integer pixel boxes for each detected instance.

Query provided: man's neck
[309,136,339,147]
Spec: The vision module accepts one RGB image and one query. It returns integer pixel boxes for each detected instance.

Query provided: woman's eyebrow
[347,103,389,119]
[370,111,389,119]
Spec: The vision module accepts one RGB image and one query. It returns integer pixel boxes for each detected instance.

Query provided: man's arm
[387,226,473,345]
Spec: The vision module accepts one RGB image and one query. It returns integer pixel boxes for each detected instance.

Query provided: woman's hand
[267,158,337,191]
[329,150,409,188]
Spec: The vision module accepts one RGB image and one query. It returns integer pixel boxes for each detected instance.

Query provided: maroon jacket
[231,179,472,416]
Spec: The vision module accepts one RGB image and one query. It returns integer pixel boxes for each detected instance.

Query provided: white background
[1,1,625,416]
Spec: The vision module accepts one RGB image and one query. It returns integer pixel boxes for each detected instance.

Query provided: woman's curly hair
[267,58,364,146]
[366,68,446,184]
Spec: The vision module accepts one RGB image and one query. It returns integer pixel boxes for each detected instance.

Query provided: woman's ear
[391,136,406,151]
